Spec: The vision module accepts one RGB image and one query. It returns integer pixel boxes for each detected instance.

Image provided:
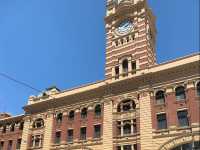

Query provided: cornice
[0,114,24,124]
[23,55,200,114]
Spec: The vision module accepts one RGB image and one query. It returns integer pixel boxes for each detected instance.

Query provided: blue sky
[0,0,199,115]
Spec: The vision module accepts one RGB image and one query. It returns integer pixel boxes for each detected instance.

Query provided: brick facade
[0,0,199,150]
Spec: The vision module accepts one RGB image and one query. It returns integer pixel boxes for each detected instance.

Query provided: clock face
[115,20,133,35]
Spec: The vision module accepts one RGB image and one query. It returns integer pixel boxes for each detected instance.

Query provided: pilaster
[20,116,31,150]
[139,91,153,150]
[43,112,54,150]
[103,99,113,150]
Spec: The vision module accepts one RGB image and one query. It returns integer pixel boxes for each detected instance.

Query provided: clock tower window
[131,61,136,74]
[122,59,128,77]
[115,66,120,79]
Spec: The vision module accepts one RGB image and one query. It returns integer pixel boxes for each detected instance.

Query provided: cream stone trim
[20,117,31,150]
[158,133,200,150]
[166,86,174,93]
[103,99,113,150]
[139,92,154,150]
[176,108,188,112]
[43,113,54,150]
[194,80,200,88]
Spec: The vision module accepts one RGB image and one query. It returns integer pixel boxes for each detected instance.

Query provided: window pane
[182,143,192,150]
[94,125,101,138]
[95,105,101,117]
[197,82,200,96]
[123,145,132,150]
[194,141,200,149]
[157,114,167,129]
[16,139,21,149]
[177,110,189,127]
[80,127,87,140]
[176,87,186,100]
[67,129,73,143]
[69,111,75,120]
[55,132,61,144]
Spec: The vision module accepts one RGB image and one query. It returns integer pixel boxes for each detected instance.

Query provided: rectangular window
[2,126,6,133]
[131,61,136,74]
[80,127,87,140]
[19,122,24,130]
[94,124,101,138]
[31,135,43,148]
[35,135,41,147]
[67,129,73,143]
[134,144,138,150]
[16,139,21,149]
[0,141,4,150]
[56,113,63,123]
[55,131,61,144]
[117,146,121,150]
[157,113,167,129]
[115,66,119,79]
[7,140,12,150]
[123,145,132,150]
[177,110,189,127]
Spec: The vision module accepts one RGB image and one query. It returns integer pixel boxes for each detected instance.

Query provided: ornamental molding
[158,131,200,150]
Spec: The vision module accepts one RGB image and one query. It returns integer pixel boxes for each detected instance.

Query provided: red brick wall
[151,88,200,129]
[0,129,22,150]
[52,107,103,144]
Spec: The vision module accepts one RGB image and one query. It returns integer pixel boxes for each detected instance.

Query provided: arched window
[81,108,87,119]
[56,113,63,123]
[197,82,200,96]
[122,59,128,76]
[123,123,131,135]
[68,110,75,120]
[171,141,200,150]
[94,104,101,117]
[19,122,24,130]
[175,86,186,100]
[10,124,15,132]
[155,90,165,104]
[2,125,6,133]
[117,99,136,112]
[33,118,44,129]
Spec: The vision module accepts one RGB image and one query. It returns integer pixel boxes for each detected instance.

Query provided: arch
[68,110,75,120]
[117,99,136,112]
[56,113,63,123]
[155,90,165,104]
[33,118,44,129]
[122,59,129,74]
[81,107,88,119]
[175,86,186,100]
[158,133,200,150]
[94,104,101,117]
[171,141,200,150]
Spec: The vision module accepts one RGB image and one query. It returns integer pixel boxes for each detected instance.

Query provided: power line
[0,72,58,107]
[0,72,42,93]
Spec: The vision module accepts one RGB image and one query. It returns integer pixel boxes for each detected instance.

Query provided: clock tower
[105,0,156,80]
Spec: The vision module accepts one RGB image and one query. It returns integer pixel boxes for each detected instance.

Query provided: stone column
[103,99,113,150]
[131,120,134,134]
[43,111,54,150]
[121,122,123,136]
[139,91,153,149]
[128,58,132,76]
[119,63,123,79]
[20,116,31,150]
